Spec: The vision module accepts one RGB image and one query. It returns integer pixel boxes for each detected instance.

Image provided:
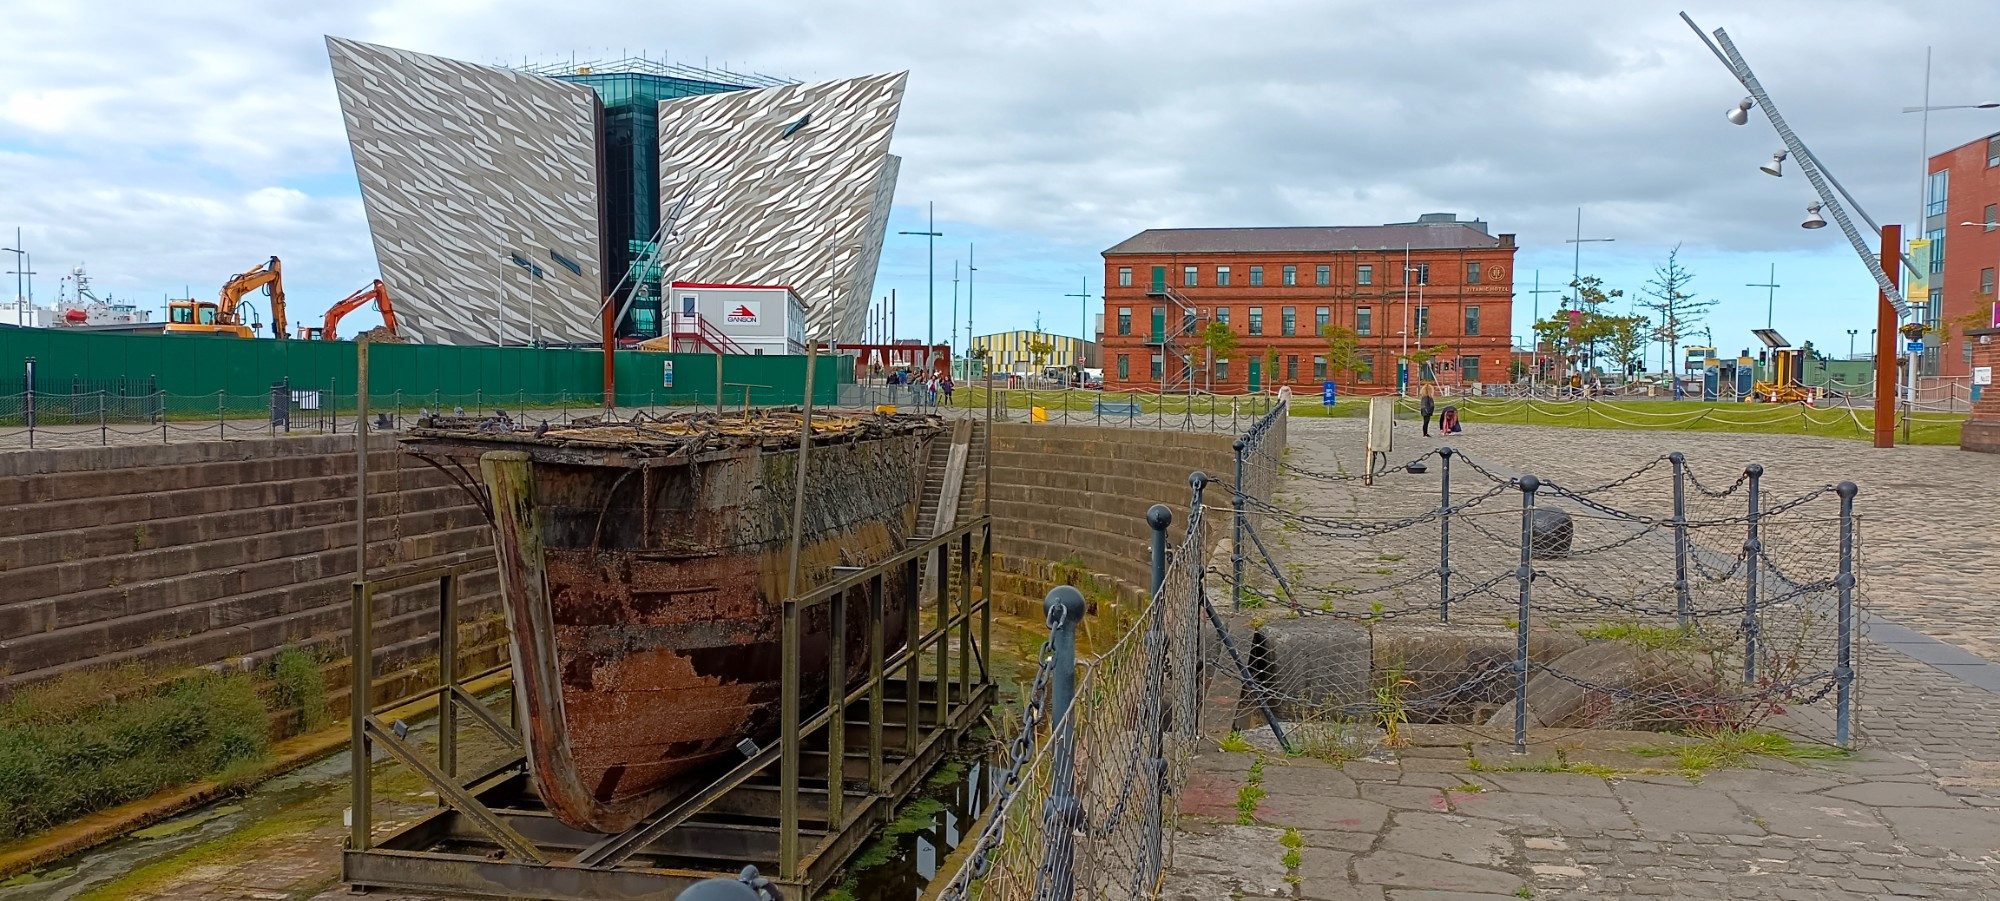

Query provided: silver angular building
[326,37,903,345]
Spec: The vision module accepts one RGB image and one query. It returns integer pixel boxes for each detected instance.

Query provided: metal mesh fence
[1219,447,1862,752]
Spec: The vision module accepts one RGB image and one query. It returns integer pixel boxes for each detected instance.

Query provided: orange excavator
[166,256,287,339]
[299,279,398,341]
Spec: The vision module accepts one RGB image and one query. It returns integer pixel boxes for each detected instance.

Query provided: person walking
[1419,382,1437,437]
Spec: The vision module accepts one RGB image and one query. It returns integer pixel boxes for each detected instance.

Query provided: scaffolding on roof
[514,54,796,89]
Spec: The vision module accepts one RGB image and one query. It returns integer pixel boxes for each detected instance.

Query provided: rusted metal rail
[341,517,996,900]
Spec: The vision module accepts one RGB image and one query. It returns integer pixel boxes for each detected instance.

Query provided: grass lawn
[1376,395,1965,445]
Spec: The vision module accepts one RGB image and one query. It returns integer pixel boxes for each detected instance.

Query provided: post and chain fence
[1214,444,1862,756]
[936,401,1289,900]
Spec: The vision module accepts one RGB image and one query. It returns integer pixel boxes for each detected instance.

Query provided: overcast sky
[4,0,1999,361]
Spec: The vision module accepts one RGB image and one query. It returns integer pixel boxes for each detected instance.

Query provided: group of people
[886,368,955,405]
[1417,383,1461,437]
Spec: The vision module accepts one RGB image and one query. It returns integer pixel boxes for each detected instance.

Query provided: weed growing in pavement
[1219,731,1252,753]
[1235,754,1268,825]
[1633,727,1851,772]
[1280,827,1304,883]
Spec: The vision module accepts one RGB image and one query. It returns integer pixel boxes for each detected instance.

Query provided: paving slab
[1256,794,1393,832]
[1164,823,1293,898]
[1877,807,2000,856]
[1472,771,1614,797]
[1612,781,1765,836]
[1378,813,1513,867]
[1448,790,1634,832]
[1821,781,1968,808]
[1352,849,1525,895]
[1725,790,1894,842]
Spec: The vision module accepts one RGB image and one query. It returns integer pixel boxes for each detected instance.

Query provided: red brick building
[1925,132,2000,379]
[1099,214,1517,394]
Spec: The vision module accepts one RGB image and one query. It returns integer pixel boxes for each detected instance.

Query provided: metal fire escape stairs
[1147,283,1204,394]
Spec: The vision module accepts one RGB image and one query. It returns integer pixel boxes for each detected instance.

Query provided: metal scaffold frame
[341,518,996,899]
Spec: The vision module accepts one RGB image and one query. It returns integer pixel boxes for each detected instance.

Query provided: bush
[0,668,270,841]
[268,648,329,734]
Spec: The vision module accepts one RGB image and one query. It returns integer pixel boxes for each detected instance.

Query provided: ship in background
[0,264,158,330]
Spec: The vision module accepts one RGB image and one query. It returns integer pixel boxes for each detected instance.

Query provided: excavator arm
[316,279,396,340]
[217,256,286,339]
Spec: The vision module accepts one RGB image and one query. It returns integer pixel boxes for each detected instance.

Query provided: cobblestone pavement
[1165,418,2000,900]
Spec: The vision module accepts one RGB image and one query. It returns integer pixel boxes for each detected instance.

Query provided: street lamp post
[1064,278,1089,371]
[1563,208,1615,378]
[967,244,977,378]
[897,202,944,351]
[1685,12,1917,448]
[1847,328,1859,360]
[3,227,27,305]
[1524,271,1562,393]
[1749,264,1780,329]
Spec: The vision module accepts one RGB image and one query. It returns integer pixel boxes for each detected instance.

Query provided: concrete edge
[0,668,513,880]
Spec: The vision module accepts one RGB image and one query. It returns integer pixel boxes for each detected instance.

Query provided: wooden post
[1874,224,1900,448]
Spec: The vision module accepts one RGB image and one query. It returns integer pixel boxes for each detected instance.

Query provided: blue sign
[1322,381,1337,406]
[1906,340,1924,354]
[662,360,675,388]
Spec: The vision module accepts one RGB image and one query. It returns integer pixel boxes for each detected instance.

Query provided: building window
[1117,354,1129,380]
[1357,265,1373,286]
[1118,267,1132,287]
[1464,305,1481,336]
[1248,307,1264,336]
[1466,262,1481,284]
[1313,356,1327,380]
[1415,306,1430,338]
[1117,307,1131,336]
[1928,170,1949,217]
[1985,268,1996,297]
[1356,307,1372,336]
[1459,355,1481,383]
[1928,228,1946,275]
[1282,265,1296,286]
[1409,263,1430,286]
[1286,355,1299,381]
[1358,353,1375,383]
[1316,264,1330,286]
[1931,288,1943,324]
[1985,204,1997,230]
[1151,354,1163,379]
[1184,265,1198,287]
[1217,266,1232,286]
[1215,359,1229,382]
[1216,306,1230,326]
[1989,135,2000,167]
[1247,265,1261,286]
[1315,306,1329,332]
[1281,306,1296,336]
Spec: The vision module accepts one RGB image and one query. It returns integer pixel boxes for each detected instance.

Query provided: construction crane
[165,256,286,339]
[299,279,397,341]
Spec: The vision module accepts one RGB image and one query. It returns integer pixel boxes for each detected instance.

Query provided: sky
[4,0,2000,364]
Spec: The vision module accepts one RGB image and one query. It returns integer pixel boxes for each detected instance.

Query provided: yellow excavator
[166,256,286,338]
[298,279,397,341]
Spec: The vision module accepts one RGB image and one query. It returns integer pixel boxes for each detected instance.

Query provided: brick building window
[1216,306,1230,326]
[1247,266,1261,286]
[1989,135,2000,167]
[1985,204,1997,230]
[1281,307,1296,336]
[1217,266,1232,286]
[1316,264,1331,286]
[1315,306,1329,332]
[1356,307,1372,336]
[1415,306,1430,338]
[1985,268,1996,296]
[1357,265,1372,285]
[1215,359,1229,382]
[1248,307,1264,335]
[1117,354,1128,380]
[1117,307,1131,336]
[1465,305,1481,336]
[1929,228,1946,275]
[1282,265,1297,286]
[1410,263,1430,286]
[1151,354,1163,379]
[1929,170,1949,217]
[1313,356,1326,380]
[1467,262,1481,284]
[1184,265,1198,287]
[1460,355,1481,383]
[1286,355,1299,381]
[1358,353,1375,383]
[1117,267,1132,287]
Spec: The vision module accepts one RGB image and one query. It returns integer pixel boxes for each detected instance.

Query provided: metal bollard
[1834,481,1857,747]
[1439,446,1454,623]
[1036,585,1087,901]
[1140,504,1172,893]
[1514,475,1539,755]
[1670,452,1690,626]
[1742,464,1763,684]
[1231,438,1247,610]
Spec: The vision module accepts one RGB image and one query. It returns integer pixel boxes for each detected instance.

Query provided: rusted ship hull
[408,413,937,834]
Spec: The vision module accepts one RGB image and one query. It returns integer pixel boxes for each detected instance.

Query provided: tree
[1532,308,1613,377]
[1199,321,1239,390]
[1263,346,1281,383]
[1026,337,1054,371]
[1565,274,1625,373]
[1638,246,1716,386]
[1403,344,1452,383]
[1509,358,1530,383]
[1602,314,1652,377]
[1320,324,1364,381]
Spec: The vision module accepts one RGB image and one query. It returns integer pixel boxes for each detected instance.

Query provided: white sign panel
[1976,366,1993,386]
[724,301,762,325]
